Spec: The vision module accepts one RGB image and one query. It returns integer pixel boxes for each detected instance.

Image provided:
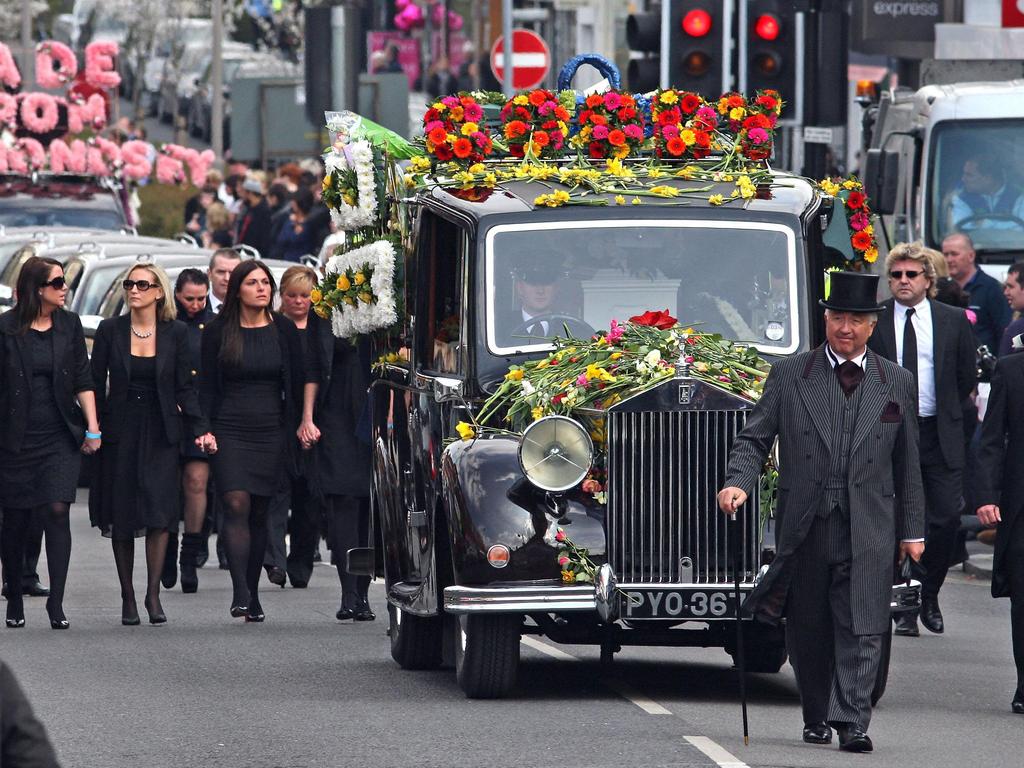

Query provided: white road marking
[684,736,750,768]
[520,636,671,714]
[496,53,549,69]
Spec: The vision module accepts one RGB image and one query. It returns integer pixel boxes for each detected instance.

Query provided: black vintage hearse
[361,170,918,698]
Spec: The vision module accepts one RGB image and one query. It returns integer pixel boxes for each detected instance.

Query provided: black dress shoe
[265,566,286,587]
[354,598,375,622]
[802,722,832,744]
[23,580,50,597]
[290,579,308,589]
[837,724,873,753]
[335,604,355,621]
[920,598,944,634]
[230,604,248,618]
[894,612,920,637]
[122,598,141,626]
[46,598,69,630]
[1012,696,1024,714]
[245,598,265,623]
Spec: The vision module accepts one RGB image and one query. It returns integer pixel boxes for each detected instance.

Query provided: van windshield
[485,220,800,356]
[929,119,1024,253]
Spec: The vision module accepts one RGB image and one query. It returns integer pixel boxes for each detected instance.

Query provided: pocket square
[880,401,902,423]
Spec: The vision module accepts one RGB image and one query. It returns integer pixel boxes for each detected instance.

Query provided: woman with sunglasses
[199,260,307,621]
[89,263,209,625]
[0,257,100,629]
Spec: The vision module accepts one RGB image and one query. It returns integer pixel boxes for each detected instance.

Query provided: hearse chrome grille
[606,409,759,584]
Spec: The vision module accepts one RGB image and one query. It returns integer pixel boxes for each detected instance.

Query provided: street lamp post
[211,0,225,165]
[21,0,34,87]
[502,0,513,95]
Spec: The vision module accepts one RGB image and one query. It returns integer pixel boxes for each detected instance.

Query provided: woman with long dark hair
[0,256,100,629]
[174,268,215,593]
[298,308,374,621]
[90,263,209,625]
[200,260,306,621]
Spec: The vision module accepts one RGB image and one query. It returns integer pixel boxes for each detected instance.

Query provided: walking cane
[729,508,750,746]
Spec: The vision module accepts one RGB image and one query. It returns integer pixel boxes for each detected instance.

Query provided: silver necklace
[130,325,154,339]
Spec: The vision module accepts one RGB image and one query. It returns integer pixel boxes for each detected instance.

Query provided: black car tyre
[388,602,442,670]
[871,623,893,706]
[454,614,521,698]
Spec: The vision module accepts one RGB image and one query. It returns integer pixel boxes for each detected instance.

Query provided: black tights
[111,529,168,613]
[2,504,71,621]
[221,491,270,610]
[326,495,370,609]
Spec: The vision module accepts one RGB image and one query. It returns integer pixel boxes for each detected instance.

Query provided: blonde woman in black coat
[90,262,209,625]
[0,257,100,630]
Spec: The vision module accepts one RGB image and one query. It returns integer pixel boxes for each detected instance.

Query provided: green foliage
[137,184,197,239]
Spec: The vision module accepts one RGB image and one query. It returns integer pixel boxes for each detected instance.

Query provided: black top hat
[819,271,885,312]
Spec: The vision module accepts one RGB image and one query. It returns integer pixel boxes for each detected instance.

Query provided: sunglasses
[40,276,66,290]
[889,270,923,280]
[123,279,156,292]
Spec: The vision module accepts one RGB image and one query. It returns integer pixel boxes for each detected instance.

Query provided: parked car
[364,169,919,701]
[187,51,278,141]
[0,175,130,230]
[160,41,253,125]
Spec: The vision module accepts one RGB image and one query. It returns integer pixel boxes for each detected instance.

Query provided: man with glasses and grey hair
[868,241,977,637]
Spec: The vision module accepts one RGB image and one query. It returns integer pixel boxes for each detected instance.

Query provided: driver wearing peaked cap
[498,258,592,346]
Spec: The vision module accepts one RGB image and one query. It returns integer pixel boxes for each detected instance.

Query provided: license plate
[620,588,739,620]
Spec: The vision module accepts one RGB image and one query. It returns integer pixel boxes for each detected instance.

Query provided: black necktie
[902,307,918,391]
[529,321,547,337]
[836,360,865,398]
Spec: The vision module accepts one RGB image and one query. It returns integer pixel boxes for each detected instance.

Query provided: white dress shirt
[209,292,224,314]
[522,309,548,336]
[893,298,936,418]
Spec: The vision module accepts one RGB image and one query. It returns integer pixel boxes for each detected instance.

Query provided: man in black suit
[976,352,1024,714]
[496,260,593,348]
[719,271,924,752]
[868,241,977,636]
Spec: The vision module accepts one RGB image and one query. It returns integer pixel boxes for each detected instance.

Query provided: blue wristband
[85,431,102,439]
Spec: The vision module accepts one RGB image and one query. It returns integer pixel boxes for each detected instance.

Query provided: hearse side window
[416,212,465,375]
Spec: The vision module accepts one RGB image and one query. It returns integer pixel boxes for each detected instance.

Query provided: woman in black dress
[90,263,209,625]
[200,260,306,621]
[0,256,100,630]
[299,312,374,621]
[174,268,215,593]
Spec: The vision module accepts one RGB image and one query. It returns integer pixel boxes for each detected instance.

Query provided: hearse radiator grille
[606,410,759,584]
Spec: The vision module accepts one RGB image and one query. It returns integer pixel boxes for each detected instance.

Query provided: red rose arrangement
[575,90,646,161]
[629,309,678,330]
[500,89,572,160]
[421,93,494,168]
[650,89,718,159]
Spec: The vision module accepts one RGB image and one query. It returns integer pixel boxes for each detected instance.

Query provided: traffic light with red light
[667,1,729,95]
[741,1,798,120]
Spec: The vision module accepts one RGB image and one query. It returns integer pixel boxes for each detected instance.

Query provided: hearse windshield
[485,220,800,357]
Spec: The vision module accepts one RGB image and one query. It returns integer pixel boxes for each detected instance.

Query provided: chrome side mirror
[433,376,463,403]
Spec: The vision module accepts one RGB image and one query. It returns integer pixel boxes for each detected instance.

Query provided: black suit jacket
[976,353,1024,598]
[0,661,60,767]
[91,315,208,444]
[868,298,976,469]
[0,308,92,452]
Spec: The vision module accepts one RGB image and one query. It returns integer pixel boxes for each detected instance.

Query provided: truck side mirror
[865,148,900,215]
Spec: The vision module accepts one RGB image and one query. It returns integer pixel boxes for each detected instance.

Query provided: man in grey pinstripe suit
[718,271,925,753]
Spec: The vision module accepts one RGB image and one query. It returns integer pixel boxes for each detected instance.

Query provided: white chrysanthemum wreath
[324,239,398,338]
[325,139,378,231]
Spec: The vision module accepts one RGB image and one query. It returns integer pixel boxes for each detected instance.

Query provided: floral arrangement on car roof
[650,89,718,160]
[421,93,494,168]
[718,89,783,161]
[571,90,646,161]
[819,176,880,267]
[499,89,574,160]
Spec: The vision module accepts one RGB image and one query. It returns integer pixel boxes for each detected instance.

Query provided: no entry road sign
[490,29,551,91]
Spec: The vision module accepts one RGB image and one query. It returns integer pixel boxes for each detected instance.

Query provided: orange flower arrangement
[421,93,494,168]
[650,89,717,160]
[575,90,645,160]
[499,89,572,159]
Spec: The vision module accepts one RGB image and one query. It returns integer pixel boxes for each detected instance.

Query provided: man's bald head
[942,232,976,285]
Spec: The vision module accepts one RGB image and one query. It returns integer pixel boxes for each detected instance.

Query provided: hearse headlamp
[518,416,593,493]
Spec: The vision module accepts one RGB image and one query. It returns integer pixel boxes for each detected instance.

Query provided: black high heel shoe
[46,598,69,630]
[5,598,25,629]
[122,597,141,626]
[144,594,166,625]
[245,598,265,623]
[230,603,248,618]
